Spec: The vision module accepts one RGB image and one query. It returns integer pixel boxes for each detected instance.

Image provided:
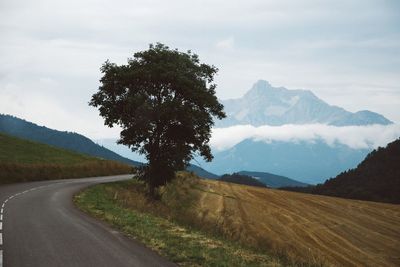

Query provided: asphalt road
[0,175,176,267]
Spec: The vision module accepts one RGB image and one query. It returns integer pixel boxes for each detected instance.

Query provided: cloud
[210,124,400,151]
[0,80,122,139]
[215,37,235,50]
[0,0,399,138]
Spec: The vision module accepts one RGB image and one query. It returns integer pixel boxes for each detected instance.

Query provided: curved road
[0,175,176,267]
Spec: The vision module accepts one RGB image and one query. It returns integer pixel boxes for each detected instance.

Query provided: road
[0,175,176,267]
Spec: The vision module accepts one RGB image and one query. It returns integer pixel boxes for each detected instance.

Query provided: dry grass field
[103,173,400,266]
[186,178,400,266]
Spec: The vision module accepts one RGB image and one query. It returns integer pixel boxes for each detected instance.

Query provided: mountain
[238,171,308,188]
[0,114,141,166]
[217,80,392,127]
[186,164,219,179]
[0,114,218,179]
[311,138,400,204]
[219,173,267,188]
[197,139,370,184]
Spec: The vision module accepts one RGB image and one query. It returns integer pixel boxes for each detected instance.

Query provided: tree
[90,43,226,196]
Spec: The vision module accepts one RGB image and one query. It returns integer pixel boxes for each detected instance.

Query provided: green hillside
[282,138,400,204]
[0,114,141,166]
[0,114,220,179]
[312,138,400,204]
[0,133,96,165]
[0,133,133,184]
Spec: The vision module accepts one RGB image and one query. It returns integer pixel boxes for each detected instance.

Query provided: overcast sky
[1,0,399,139]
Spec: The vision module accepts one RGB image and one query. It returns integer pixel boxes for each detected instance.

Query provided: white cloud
[0,0,399,137]
[0,80,121,139]
[215,37,235,50]
[210,124,400,151]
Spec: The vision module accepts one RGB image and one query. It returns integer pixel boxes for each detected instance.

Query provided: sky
[1,0,400,140]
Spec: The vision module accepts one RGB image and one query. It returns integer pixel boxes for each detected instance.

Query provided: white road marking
[0,183,62,267]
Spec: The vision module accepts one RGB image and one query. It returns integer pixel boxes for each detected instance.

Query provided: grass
[76,172,400,267]
[0,133,133,183]
[74,177,286,267]
[0,132,95,165]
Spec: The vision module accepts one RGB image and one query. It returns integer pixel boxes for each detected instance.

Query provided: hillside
[0,133,132,183]
[186,164,219,179]
[238,170,307,188]
[219,173,267,188]
[217,80,392,127]
[312,138,400,203]
[0,114,141,166]
[198,139,369,184]
[82,173,400,266]
[0,114,217,179]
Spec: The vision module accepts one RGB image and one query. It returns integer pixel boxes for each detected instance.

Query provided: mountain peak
[217,80,392,127]
[254,79,271,88]
[245,80,278,97]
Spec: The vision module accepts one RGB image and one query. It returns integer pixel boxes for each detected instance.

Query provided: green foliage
[0,133,133,183]
[90,43,225,193]
[312,138,400,204]
[283,138,400,204]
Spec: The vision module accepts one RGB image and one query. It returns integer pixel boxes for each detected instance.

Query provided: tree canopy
[90,43,225,194]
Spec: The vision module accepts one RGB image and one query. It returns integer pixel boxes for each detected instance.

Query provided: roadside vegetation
[76,172,400,267]
[0,133,133,184]
[75,173,287,267]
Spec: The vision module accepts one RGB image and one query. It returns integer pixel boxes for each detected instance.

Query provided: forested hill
[312,138,400,204]
[0,114,141,166]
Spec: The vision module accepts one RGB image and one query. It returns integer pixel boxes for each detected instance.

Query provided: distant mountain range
[203,80,394,184]
[197,139,370,184]
[238,171,308,188]
[219,173,267,188]
[96,138,312,186]
[217,80,392,127]
[283,138,400,204]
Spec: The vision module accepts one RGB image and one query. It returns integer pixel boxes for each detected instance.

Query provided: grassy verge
[74,178,285,267]
[0,161,133,184]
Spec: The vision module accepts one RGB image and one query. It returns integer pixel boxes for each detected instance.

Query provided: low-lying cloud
[210,124,400,151]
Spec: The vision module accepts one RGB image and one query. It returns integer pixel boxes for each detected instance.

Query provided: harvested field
[189,179,400,266]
